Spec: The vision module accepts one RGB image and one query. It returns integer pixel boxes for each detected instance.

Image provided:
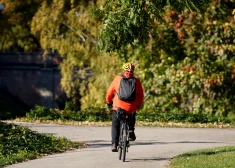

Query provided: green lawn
[168,146,235,168]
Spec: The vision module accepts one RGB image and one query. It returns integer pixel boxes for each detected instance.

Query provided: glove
[107,101,113,108]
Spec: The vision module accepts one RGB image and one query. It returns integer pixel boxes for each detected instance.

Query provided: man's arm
[136,79,144,108]
[106,77,116,105]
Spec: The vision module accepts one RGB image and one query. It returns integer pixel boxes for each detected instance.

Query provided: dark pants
[111,110,136,145]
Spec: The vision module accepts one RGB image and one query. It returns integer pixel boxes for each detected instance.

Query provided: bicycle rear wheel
[122,135,127,162]
[118,144,122,160]
[118,125,123,160]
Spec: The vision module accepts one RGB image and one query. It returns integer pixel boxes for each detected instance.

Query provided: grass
[168,146,235,168]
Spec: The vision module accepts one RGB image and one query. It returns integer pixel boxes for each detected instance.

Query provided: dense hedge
[25,105,234,124]
[26,105,112,122]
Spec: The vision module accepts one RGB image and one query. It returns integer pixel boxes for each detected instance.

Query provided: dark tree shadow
[0,89,30,120]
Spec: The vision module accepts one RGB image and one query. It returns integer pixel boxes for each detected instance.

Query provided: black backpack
[118,76,136,101]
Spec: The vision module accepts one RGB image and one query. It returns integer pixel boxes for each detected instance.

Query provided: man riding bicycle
[106,62,144,152]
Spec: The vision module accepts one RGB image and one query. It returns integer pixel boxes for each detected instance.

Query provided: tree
[0,0,43,51]
[31,0,109,100]
[135,1,235,117]
[96,0,209,52]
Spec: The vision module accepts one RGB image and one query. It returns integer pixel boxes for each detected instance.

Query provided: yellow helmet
[122,62,135,71]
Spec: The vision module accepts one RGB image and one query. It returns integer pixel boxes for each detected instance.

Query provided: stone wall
[0,52,67,109]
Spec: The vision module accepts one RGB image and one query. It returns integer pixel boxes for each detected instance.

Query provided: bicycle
[117,108,131,162]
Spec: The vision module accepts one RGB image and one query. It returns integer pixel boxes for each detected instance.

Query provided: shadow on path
[130,157,171,162]
[79,140,221,149]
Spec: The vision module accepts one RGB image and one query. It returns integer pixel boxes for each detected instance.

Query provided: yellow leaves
[30,0,105,99]
[204,75,223,90]
[172,97,179,103]
[41,0,48,9]
[231,64,235,80]
[233,9,235,24]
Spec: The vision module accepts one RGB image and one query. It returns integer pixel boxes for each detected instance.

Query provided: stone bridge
[0,52,67,110]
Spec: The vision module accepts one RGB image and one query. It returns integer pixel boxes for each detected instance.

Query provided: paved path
[5,122,235,168]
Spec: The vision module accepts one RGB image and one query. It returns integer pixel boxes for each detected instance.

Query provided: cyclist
[106,62,144,152]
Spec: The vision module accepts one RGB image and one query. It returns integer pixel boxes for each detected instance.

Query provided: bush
[25,104,234,124]
[26,105,112,122]
[136,110,234,124]
[0,122,80,167]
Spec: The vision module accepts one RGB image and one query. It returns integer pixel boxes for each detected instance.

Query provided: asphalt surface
[5,122,235,168]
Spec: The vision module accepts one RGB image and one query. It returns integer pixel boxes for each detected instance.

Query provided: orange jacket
[106,73,144,113]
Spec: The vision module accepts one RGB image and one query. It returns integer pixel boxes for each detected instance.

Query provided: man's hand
[107,101,113,108]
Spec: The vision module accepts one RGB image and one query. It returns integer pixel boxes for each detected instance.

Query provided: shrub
[26,105,112,122]
[0,121,80,166]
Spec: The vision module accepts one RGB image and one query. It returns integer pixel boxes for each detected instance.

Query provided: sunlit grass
[168,146,235,168]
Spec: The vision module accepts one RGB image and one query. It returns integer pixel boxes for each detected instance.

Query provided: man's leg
[111,110,120,152]
[128,112,136,141]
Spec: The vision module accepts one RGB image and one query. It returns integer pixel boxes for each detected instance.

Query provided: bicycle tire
[118,125,123,160]
[118,144,122,160]
[122,135,127,162]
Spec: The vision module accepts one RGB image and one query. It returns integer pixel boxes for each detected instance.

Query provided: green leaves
[97,0,210,52]
[1,0,235,122]
[0,0,43,51]
[97,0,151,51]
[25,105,112,122]
[0,121,80,166]
[142,1,235,117]
[30,0,104,97]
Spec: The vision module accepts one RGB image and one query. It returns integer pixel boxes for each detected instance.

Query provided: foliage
[26,105,112,122]
[25,105,234,124]
[0,0,42,51]
[26,105,60,120]
[138,1,235,118]
[84,1,235,122]
[1,0,235,123]
[0,121,80,167]
[79,52,122,109]
[97,0,209,52]
[137,110,233,123]
[31,0,104,97]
